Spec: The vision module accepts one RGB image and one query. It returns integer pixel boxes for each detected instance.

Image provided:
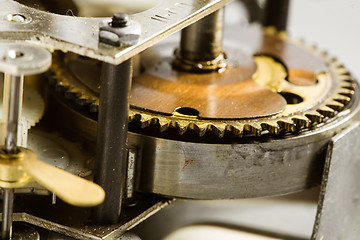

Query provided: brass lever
[0,147,105,207]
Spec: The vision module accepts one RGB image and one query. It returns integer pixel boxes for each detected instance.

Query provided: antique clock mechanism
[0,0,359,239]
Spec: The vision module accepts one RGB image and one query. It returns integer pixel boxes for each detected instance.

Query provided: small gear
[48,26,355,138]
[0,77,45,146]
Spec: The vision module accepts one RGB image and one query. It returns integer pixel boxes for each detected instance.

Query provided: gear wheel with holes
[48,26,356,139]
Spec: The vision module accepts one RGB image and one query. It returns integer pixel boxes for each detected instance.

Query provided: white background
[289,0,360,80]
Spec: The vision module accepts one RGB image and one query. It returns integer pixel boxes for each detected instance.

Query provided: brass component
[174,9,227,72]
[0,150,30,188]
[0,76,45,145]
[253,56,288,92]
[0,147,105,207]
[49,26,355,138]
[173,50,228,72]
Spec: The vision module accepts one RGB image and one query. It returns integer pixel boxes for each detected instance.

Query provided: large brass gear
[49,26,356,138]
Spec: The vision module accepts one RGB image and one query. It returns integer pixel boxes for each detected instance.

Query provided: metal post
[5,76,23,153]
[180,8,224,62]
[175,8,226,72]
[1,74,23,240]
[93,59,133,224]
[262,0,290,31]
[0,43,51,240]
[1,189,13,240]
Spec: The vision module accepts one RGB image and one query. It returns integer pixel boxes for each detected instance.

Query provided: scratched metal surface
[312,122,360,240]
[0,0,230,64]
[129,89,360,199]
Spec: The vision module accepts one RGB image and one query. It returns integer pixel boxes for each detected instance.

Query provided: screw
[111,13,129,28]
[7,14,31,24]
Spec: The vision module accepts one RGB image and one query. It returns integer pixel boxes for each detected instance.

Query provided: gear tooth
[64,90,77,100]
[169,121,177,128]
[262,122,279,134]
[128,114,136,122]
[317,106,336,118]
[308,44,317,51]
[75,98,88,106]
[337,65,349,74]
[326,101,345,111]
[226,123,244,137]
[210,123,226,137]
[54,78,64,86]
[339,90,355,98]
[338,74,352,82]
[244,123,262,136]
[217,130,226,138]
[194,123,211,137]
[291,115,311,128]
[291,37,305,45]
[334,94,351,104]
[277,118,296,132]
[330,57,337,63]
[343,78,355,83]
[197,130,206,137]
[129,111,141,122]
[321,51,329,59]
[196,128,207,137]
[305,111,324,123]
[140,114,155,128]
[339,73,352,81]
[177,127,187,135]
[58,76,70,87]
[187,122,201,136]
[158,118,171,132]
[340,78,356,87]
[341,82,356,91]
[55,82,67,93]
[176,121,189,135]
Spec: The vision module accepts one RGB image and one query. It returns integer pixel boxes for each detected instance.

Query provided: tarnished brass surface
[131,55,287,119]
[173,51,228,72]
[49,26,355,137]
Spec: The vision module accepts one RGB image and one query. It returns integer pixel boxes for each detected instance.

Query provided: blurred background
[289,0,359,80]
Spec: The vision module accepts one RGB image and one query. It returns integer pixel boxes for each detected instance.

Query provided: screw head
[111,13,129,28]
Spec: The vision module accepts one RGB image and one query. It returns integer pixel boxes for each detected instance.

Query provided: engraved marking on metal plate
[151,2,192,23]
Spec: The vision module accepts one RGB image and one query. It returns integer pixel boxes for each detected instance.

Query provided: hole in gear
[174,107,200,117]
[279,92,303,105]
